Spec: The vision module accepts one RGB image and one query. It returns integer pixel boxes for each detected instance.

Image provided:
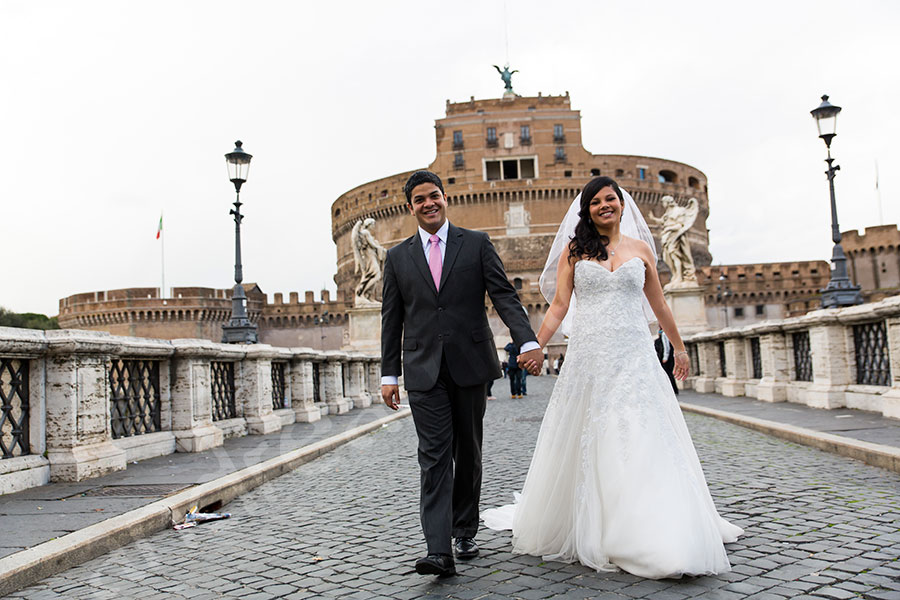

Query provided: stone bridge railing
[682,295,900,419]
[0,328,381,494]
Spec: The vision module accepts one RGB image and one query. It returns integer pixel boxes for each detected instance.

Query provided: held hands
[673,352,690,381]
[517,348,543,376]
[381,384,400,410]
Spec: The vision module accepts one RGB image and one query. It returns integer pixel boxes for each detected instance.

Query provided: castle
[57,92,898,346]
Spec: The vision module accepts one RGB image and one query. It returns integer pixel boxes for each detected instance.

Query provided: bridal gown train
[482,257,743,579]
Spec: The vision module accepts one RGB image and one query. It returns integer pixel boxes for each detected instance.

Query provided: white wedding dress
[483,257,743,579]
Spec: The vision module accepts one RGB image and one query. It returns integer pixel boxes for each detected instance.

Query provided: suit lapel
[408,234,438,296]
[439,223,464,291]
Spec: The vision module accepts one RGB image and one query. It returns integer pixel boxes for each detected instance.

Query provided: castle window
[447,177,456,185]
[615,169,624,177]
[486,127,498,147]
[756,305,765,316]
[513,277,523,290]
[564,170,572,178]
[452,130,464,150]
[484,156,537,182]
[734,307,744,318]
[454,153,464,169]
[658,170,677,183]
[590,168,601,176]
[555,147,567,162]
[553,124,565,143]
[638,168,647,180]
[334,208,341,217]
[520,125,532,145]
[688,176,699,188]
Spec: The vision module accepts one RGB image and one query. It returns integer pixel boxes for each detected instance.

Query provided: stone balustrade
[683,295,900,419]
[0,328,381,495]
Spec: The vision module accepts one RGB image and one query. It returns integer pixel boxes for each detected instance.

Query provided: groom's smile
[408,182,448,234]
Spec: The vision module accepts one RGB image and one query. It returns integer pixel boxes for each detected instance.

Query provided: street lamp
[313,311,329,350]
[716,273,732,327]
[222,140,259,343]
[810,95,863,308]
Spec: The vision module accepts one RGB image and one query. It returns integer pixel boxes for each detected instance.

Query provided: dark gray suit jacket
[381,223,537,392]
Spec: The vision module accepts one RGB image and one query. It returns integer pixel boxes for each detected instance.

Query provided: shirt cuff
[520,341,541,353]
[381,376,399,386]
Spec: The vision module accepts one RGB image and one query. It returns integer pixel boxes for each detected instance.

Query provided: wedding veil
[538,186,658,336]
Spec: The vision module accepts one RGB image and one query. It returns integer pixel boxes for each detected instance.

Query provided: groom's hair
[404,171,445,204]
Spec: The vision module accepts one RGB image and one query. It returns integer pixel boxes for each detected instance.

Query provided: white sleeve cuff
[520,341,541,353]
[381,376,399,386]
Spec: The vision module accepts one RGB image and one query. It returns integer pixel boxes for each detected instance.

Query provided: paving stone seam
[0,408,411,597]
[680,401,900,474]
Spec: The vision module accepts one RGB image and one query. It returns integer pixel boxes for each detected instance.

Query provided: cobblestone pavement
[10,377,900,600]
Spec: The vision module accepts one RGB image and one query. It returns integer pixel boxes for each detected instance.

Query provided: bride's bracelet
[675,350,688,357]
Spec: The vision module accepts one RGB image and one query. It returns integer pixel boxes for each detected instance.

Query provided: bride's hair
[568,176,624,262]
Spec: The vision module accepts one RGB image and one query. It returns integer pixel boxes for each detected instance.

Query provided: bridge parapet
[0,328,380,495]
[682,295,900,419]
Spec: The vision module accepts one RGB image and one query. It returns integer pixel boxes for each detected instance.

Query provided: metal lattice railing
[1,358,30,459]
[750,337,762,380]
[312,363,321,403]
[688,344,700,377]
[109,359,161,439]
[271,362,286,410]
[792,332,813,382]
[853,321,891,386]
[211,361,236,421]
[718,342,727,377]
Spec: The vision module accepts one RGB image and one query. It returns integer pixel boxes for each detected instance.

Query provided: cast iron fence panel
[687,344,700,377]
[718,342,727,377]
[312,363,321,403]
[109,359,161,439]
[750,337,762,379]
[271,362,287,410]
[853,321,891,386]
[0,358,30,459]
[792,331,813,382]
[210,361,236,421]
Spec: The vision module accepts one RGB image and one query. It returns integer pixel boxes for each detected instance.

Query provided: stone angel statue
[649,196,700,287]
[351,218,387,306]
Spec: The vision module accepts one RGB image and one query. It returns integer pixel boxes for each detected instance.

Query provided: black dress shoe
[415,554,456,577]
[454,537,479,560]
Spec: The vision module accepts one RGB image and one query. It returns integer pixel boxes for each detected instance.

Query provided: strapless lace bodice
[569,257,651,355]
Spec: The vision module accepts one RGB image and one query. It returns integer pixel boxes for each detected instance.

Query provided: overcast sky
[2,0,898,316]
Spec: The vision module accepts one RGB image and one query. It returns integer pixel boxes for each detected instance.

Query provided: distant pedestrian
[504,341,524,398]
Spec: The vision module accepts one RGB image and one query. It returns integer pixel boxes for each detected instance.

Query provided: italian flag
[156,213,163,240]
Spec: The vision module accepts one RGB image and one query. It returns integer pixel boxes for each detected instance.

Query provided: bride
[483,176,743,579]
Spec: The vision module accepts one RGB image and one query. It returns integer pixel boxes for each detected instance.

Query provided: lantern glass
[225,140,252,183]
[811,95,841,138]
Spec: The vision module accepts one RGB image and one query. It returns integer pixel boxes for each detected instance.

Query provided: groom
[381,170,542,576]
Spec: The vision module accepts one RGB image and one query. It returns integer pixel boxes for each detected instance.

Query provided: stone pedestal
[322,351,351,414]
[44,331,127,481]
[346,353,372,408]
[804,315,850,409]
[290,348,322,423]
[720,338,748,397]
[693,341,718,393]
[239,345,283,435]
[664,283,709,335]
[346,305,382,353]
[756,329,789,402]
[170,340,231,453]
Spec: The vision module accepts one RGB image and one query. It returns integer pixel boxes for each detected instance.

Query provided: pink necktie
[428,234,442,291]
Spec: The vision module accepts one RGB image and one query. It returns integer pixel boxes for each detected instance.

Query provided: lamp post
[716,273,732,328]
[222,140,259,344]
[810,95,863,308]
[314,311,329,350]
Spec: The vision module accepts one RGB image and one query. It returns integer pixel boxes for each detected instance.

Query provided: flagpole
[160,211,166,299]
[875,160,883,226]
